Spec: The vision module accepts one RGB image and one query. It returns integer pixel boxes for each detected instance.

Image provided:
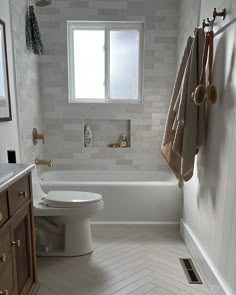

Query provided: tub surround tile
[37,0,179,171]
[10,0,43,163]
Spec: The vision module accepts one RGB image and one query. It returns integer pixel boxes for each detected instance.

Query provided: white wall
[176,0,201,66]
[0,0,20,163]
[180,1,236,294]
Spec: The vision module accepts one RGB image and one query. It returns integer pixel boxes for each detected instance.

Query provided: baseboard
[91,221,179,231]
[180,219,231,295]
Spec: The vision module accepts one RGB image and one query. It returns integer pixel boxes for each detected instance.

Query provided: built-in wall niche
[83,119,131,148]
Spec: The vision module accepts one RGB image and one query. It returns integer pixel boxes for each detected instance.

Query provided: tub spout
[35,158,53,167]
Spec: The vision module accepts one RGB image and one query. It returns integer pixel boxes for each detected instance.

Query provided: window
[67,22,144,103]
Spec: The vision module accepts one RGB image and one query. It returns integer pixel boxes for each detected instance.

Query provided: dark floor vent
[179,258,202,284]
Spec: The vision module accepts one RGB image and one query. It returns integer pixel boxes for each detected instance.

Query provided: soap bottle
[120,134,128,148]
[84,125,93,147]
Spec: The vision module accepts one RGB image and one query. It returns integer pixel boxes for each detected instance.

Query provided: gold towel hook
[202,8,226,30]
[213,8,226,21]
[202,19,210,30]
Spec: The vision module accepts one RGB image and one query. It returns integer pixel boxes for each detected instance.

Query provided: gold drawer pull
[0,290,9,295]
[0,254,6,263]
[12,240,21,248]
[19,191,28,198]
[0,212,3,222]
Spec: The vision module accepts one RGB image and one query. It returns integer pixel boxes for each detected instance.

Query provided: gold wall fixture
[32,128,44,145]
[202,8,226,30]
[35,158,53,167]
[35,0,52,7]
[213,8,226,20]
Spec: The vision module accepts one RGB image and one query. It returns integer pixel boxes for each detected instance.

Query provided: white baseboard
[180,219,231,295]
[91,221,179,231]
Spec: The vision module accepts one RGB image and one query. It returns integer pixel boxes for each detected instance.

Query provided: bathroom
[0,0,236,294]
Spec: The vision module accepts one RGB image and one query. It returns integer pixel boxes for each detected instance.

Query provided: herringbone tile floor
[37,228,211,295]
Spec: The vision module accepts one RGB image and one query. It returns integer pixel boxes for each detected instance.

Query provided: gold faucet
[35,158,53,167]
[32,128,45,145]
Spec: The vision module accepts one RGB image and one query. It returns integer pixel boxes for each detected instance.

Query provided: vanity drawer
[8,175,30,216]
[0,191,9,228]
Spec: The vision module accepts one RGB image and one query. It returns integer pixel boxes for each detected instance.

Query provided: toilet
[32,169,104,256]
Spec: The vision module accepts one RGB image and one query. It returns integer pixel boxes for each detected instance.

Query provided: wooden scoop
[193,32,209,105]
[206,31,217,104]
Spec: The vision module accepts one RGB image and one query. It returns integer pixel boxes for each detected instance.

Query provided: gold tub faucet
[35,158,53,167]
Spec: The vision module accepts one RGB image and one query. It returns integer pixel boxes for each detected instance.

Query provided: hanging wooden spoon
[193,32,209,105]
[206,30,217,104]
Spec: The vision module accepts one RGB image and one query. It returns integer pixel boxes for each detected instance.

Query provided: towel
[161,28,206,183]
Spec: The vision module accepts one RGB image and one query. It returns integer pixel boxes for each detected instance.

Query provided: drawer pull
[19,191,28,198]
[0,212,2,222]
[12,240,21,248]
[0,290,9,295]
[0,254,6,263]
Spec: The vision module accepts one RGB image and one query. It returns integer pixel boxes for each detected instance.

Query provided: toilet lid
[43,191,102,208]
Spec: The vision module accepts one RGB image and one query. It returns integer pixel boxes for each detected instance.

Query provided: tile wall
[11,0,43,163]
[38,0,179,171]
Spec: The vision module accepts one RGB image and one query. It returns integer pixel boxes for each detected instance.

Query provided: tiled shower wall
[38,0,179,170]
[10,0,43,163]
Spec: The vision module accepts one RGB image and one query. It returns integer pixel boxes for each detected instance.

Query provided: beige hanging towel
[161,28,206,183]
[161,37,193,180]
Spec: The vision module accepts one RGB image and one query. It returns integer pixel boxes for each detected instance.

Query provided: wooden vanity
[0,164,38,295]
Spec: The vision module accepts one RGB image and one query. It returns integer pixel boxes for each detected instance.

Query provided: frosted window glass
[110,30,140,100]
[73,30,105,99]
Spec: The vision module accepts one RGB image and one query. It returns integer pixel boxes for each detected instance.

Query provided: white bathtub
[40,170,183,224]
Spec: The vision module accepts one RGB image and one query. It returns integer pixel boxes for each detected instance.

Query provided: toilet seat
[43,191,102,208]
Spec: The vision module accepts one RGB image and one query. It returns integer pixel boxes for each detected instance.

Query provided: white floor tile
[37,229,212,295]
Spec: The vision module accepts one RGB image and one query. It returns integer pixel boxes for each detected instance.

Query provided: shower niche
[83,119,131,148]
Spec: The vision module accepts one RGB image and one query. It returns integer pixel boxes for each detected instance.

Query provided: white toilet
[32,169,104,256]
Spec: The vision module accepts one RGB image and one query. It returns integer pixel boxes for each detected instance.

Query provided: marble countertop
[0,163,35,193]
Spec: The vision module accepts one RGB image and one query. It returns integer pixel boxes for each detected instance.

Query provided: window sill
[68,99,143,104]
[82,146,131,151]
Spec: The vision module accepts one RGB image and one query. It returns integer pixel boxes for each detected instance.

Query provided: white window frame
[67,21,144,103]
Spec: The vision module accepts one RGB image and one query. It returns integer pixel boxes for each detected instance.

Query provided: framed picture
[0,18,11,122]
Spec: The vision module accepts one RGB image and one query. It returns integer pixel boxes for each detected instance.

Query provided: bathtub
[40,170,183,224]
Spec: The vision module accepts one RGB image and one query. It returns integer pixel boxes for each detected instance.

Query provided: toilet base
[36,217,94,257]
[64,219,93,256]
[34,199,104,257]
